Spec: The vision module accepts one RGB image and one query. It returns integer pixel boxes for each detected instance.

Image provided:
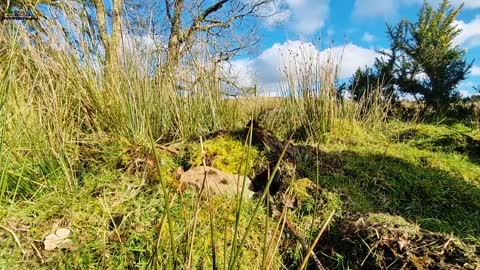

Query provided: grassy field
[1,28,479,269]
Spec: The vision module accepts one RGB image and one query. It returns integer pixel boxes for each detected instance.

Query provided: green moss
[291,178,315,205]
[188,135,263,174]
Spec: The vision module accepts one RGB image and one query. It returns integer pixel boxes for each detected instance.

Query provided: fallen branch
[247,120,296,161]
[272,205,326,270]
[299,210,336,270]
[281,214,326,270]
[155,144,179,155]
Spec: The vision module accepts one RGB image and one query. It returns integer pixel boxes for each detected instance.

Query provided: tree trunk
[167,33,180,73]
[93,0,109,63]
[93,0,122,67]
[109,0,123,65]
[166,0,184,75]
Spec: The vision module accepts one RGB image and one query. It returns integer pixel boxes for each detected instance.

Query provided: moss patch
[188,135,264,174]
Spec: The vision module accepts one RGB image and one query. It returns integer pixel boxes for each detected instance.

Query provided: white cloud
[457,81,479,98]
[222,59,255,88]
[462,0,480,9]
[322,43,379,78]
[288,0,329,34]
[471,65,480,76]
[362,32,375,43]
[459,89,475,97]
[225,41,379,94]
[454,17,480,48]
[270,0,330,34]
[353,0,480,19]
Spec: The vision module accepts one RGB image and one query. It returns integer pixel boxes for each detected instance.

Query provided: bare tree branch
[164,0,173,23]
[164,0,278,75]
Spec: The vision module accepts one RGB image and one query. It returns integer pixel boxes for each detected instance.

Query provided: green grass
[313,121,480,244]
[4,120,477,269]
[0,136,283,269]
[1,25,479,269]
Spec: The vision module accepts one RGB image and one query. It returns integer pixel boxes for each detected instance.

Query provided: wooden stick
[283,216,326,270]
[299,210,336,270]
[155,144,179,155]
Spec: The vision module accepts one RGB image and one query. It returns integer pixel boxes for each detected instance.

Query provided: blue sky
[229,0,480,96]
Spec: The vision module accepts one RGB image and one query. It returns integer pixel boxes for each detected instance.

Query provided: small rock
[44,228,72,251]
[55,228,70,238]
[179,166,254,198]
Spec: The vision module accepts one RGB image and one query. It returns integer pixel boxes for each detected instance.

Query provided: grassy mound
[0,136,282,269]
[393,122,480,163]
[1,116,479,268]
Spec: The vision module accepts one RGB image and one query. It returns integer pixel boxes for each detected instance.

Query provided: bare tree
[161,0,281,74]
[9,0,281,89]
[13,0,125,67]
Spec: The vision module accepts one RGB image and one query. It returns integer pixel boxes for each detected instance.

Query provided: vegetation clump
[317,213,480,269]
[395,123,480,160]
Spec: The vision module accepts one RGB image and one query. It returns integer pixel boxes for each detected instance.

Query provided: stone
[44,228,72,251]
[179,166,255,198]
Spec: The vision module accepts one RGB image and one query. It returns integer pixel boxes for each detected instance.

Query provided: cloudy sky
[226,0,480,97]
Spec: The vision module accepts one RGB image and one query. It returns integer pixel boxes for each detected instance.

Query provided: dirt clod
[179,166,255,198]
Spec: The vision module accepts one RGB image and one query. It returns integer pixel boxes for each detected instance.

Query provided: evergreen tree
[346,0,472,112]
[404,0,471,111]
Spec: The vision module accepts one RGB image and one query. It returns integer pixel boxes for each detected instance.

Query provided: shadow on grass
[302,150,480,240]
[396,127,480,165]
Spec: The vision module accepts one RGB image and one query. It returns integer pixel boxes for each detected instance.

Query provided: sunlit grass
[1,22,479,269]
